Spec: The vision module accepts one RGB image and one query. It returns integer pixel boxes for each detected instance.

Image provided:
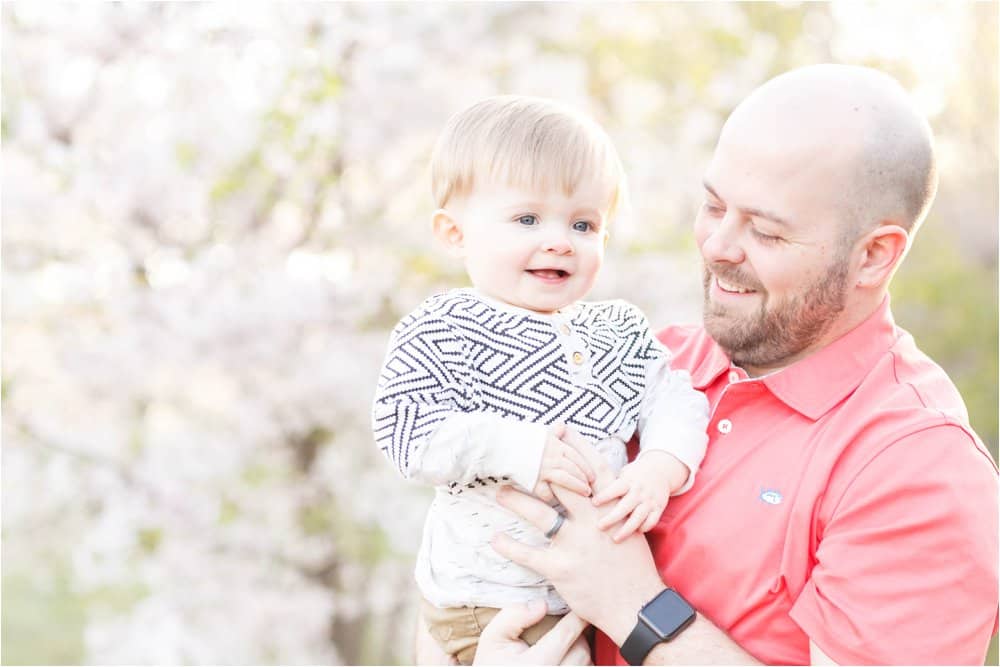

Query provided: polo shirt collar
[762,297,898,420]
[690,298,899,421]
[687,334,733,390]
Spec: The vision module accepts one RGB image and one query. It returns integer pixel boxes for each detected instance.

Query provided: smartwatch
[620,588,696,666]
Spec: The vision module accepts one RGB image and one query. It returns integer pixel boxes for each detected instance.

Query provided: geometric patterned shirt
[372,288,708,611]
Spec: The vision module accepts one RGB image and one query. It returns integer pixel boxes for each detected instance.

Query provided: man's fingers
[491,531,547,573]
[416,610,459,665]
[560,635,594,666]
[597,493,639,529]
[591,478,628,506]
[497,485,560,533]
[533,611,589,660]
[480,600,548,643]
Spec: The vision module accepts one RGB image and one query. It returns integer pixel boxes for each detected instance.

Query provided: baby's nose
[541,233,573,255]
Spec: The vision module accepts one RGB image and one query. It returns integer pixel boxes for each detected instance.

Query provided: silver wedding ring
[544,512,566,539]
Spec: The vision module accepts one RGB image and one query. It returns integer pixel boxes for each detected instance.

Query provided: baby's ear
[432,209,465,258]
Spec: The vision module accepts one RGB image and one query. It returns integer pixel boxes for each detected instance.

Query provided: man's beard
[702,256,850,370]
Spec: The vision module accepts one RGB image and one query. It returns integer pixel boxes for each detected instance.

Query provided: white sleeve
[411,412,548,491]
[630,313,709,495]
[637,355,710,494]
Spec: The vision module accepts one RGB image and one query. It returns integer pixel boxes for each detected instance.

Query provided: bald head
[721,64,937,238]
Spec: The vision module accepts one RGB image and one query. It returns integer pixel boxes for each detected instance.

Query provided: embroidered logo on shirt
[759,488,784,505]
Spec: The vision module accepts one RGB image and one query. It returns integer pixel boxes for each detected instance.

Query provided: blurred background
[2,2,996,665]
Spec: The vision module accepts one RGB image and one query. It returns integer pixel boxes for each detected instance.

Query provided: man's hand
[490,430,763,665]
[473,601,592,666]
[414,610,457,665]
[533,423,596,503]
[491,428,666,645]
[592,451,689,542]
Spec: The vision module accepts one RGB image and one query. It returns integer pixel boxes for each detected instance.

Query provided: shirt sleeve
[371,305,547,490]
[788,425,1000,665]
[631,312,710,495]
[413,412,547,490]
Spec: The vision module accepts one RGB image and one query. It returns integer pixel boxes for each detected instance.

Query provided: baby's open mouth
[527,269,570,279]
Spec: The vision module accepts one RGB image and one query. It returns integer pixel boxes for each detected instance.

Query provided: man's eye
[516,215,538,226]
[751,227,782,244]
[702,201,725,216]
[572,220,593,232]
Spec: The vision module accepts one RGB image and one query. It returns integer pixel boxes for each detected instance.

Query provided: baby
[372,96,709,665]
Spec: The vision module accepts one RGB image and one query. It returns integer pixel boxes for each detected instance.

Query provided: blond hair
[430,95,627,221]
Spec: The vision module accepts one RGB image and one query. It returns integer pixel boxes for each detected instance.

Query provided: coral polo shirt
[595,299,999,665]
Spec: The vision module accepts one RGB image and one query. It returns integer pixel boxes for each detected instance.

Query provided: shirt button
[728,370,740,383]
[717,419,732,434]
[560,324,571,335]
[571,351,584,365]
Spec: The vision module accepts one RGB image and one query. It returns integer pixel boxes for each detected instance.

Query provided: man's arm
[488,430,760,664]
[785,427,998,665]
[492,481,761,665]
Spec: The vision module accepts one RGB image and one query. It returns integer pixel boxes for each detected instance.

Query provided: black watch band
[621,615,662,666]
[620,588,696,666]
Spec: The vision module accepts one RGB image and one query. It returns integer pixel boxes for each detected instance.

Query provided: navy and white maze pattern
[372,291,664,482]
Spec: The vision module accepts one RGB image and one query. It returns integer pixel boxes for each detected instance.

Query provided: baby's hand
[591,451,690,542]
[533,423,595,503]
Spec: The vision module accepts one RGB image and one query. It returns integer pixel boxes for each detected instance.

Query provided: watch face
[639,589,696,640]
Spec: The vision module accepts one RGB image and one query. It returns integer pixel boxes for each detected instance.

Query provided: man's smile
[715,276,755,294]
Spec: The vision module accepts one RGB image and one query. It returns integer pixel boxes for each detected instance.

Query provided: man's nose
[699,212,745,265]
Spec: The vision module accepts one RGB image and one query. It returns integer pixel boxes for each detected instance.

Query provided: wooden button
[572,351,584,364]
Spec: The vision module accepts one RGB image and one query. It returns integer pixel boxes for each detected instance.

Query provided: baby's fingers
[591,478,629,507]
[613,505,649,542]
[559,445,595,483]
[640,508,662,533]
[534,481,556,504]
[597,492,639,530]
[553,456,593,492]
[543,470,591,496]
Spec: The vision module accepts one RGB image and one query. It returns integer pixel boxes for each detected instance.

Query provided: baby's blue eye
[516,215,538,226]
[572,220,593,232]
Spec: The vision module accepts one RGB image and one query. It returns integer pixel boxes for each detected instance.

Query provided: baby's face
[448,179,611,314]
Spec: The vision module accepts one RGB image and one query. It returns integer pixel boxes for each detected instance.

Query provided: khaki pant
[421,599,563,665]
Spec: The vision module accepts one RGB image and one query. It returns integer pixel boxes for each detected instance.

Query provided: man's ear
[432,209,465,258]
[855,224,909,288]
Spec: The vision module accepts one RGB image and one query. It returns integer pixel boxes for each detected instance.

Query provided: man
[417,64,999,665]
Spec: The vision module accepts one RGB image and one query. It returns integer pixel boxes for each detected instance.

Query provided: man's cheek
[692,222,712,255]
